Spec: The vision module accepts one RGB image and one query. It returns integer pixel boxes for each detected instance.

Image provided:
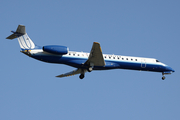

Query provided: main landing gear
[79,74,84,79]
[87,67,93,72]
[79,67,93,79]
[79,69,86,79]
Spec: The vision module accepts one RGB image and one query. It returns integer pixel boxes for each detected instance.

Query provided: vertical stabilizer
[17,33,35,49]
[16,25,26,34]
[6,25,35,50]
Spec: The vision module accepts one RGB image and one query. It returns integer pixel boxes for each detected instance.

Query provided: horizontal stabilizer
[6,33,17,39]
[6,25,26,40]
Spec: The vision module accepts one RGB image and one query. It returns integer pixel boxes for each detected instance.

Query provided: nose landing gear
[162,76,165,80]
[162,73,166,80]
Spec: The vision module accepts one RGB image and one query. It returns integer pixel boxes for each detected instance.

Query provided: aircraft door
[141,59,146,68]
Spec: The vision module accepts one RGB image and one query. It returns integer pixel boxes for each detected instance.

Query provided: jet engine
[43,45,68,55]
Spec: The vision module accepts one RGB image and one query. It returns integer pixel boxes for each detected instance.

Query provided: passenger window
[135,59,137,61]
[131,59,133,61]
[122,58,124,60]
[126,58,128,60]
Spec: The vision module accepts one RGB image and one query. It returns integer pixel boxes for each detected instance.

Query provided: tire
[88,67,93,72]
[79,74,84,79]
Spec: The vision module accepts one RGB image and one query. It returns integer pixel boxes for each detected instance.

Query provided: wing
[56,42,105,78]
[85,42,105,66]
[56,68,87,78]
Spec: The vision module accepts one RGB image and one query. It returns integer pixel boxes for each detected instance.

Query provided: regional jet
[7,25,175,80]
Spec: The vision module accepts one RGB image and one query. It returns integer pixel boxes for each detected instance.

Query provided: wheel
[87,67,93,72]
[79,74,84,79]
[162,76,165,80]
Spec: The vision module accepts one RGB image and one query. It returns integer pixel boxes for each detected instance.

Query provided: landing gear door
[141,59,146,68]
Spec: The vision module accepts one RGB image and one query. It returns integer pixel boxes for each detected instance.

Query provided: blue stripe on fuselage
[30,53,171,73]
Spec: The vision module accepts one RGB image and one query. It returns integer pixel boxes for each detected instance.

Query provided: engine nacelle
[43,45,68,55]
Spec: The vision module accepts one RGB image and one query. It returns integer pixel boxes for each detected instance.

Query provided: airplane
[7,25,175,80]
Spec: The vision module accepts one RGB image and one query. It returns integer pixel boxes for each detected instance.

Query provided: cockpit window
[156,60,160,62]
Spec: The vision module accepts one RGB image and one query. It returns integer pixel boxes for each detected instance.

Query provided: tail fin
[6,25,35,50]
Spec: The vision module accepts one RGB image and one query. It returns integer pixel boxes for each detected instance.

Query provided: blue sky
[1,0,180,119]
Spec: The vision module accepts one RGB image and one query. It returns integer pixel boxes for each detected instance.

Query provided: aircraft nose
[166,66,175,72]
